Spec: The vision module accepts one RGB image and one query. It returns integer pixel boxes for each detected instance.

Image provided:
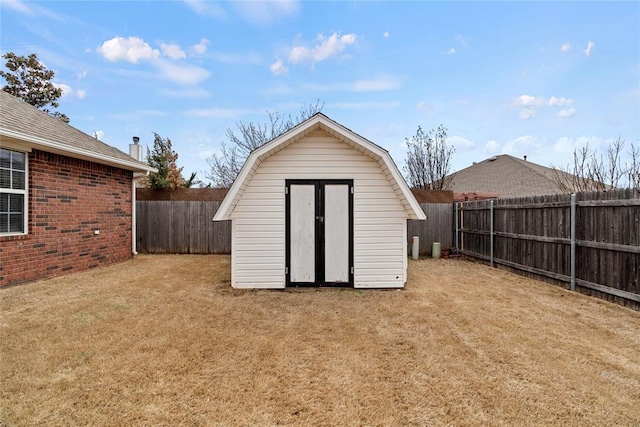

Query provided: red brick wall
[0,150,134,286]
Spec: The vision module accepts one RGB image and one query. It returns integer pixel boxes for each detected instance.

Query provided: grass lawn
[1,255,639,426]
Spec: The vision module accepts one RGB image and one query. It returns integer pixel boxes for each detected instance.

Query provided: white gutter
[0,128,157,173]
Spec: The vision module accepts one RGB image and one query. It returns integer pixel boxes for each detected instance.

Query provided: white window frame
[0,147,29,236]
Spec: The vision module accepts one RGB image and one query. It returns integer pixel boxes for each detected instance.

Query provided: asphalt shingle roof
[446,154,566,198]
[0,90,152,172]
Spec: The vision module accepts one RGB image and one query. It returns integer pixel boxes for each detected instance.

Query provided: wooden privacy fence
[407,203,453,255]
[136,201,231,254]
[136,200,453,256]
[456,189,640,310]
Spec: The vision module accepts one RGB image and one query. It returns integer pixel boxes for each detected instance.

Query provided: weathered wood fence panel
[136,201,231,254]
[407,203,453,255]
[137,201,452,257]
[457,189,640,310]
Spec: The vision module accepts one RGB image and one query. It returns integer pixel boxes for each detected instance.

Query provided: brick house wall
[0,149,134,286]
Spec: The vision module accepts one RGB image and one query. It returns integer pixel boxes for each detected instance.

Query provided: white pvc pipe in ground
[411,236,419,260]
[432,242,441,259]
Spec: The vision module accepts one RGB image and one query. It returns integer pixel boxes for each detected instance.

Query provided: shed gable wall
[1,149,133,286]
[230,134,409,288]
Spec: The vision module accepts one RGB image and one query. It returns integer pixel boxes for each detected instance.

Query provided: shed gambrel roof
[214,113,426,221]
[0,91,154,173]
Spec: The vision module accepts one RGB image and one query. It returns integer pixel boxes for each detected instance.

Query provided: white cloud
[416,101,431,111]
[232,0,298,26]
[190,38,210,55]
[154,59,210,85]
[503,135,546,155]
[561,43,571,53]
[55,83,85,99]
[1,0,32,14]
[552,136,613,155]
[383,31,389,39]
[97,36,160,63]
[445,47,456,55]
[55,83,73,97]
[288,32,357,64]
[512,95,575,119]
[183,0,226,18]
[519,109,536,120]
[94,130,105,140]
[270,58,288,76]
[1,0,65,20]
[449,135,475,149]
[484,140,500,153]
[585,40,595,57]
[512,95,545,108]
[521,69,528,78]
[557,108,576,118]
[160,42,186,60]
[548,96,573,107]
[77,70,87,80]
[455,34,468,48]
[330,101,400,110]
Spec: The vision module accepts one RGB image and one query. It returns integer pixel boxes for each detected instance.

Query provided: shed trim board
[215,113,425,289]
[285,179,354,287]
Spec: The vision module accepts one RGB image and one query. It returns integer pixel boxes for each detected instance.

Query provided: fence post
[570,193,576,291]
[490,199,494,267]
[455,202,459,252]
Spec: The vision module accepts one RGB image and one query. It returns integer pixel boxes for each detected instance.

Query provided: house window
[0,148,28,235]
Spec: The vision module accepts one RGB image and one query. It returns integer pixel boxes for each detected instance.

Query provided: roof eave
[0,127,157,173]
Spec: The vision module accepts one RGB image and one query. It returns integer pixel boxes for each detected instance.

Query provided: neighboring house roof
[410,189,454,204]
[0,91,154,173]
[214,113,426,221]
[446,154,568,198]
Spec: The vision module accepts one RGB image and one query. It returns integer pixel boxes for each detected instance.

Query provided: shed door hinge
[350,186,354,194]
[285,266,289,274]
[285,187,289,195]
[350,266,354,274]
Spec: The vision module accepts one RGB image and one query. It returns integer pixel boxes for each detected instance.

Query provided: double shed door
[285,179,354,287]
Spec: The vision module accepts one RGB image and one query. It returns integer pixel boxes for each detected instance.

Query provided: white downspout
[132,177,138,255]
[129,136,144,256]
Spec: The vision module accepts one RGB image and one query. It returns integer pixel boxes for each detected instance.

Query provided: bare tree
[403,125,454,190]
[626,143,640,190]
[551,137,638,192]
[205,101,324,187]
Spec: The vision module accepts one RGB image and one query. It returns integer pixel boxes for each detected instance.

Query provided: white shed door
[324,184,349,282]
[286,180,353,286]
[290,184,316,283]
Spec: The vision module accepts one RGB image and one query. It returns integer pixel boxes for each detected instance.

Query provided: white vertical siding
[230,133,410,289]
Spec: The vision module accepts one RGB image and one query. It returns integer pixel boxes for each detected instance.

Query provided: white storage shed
[213,113,426,289]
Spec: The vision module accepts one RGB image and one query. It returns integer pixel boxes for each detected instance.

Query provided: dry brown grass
[1,255,639,426]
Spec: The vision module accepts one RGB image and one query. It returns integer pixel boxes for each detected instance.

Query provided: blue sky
[1,1,638,185]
